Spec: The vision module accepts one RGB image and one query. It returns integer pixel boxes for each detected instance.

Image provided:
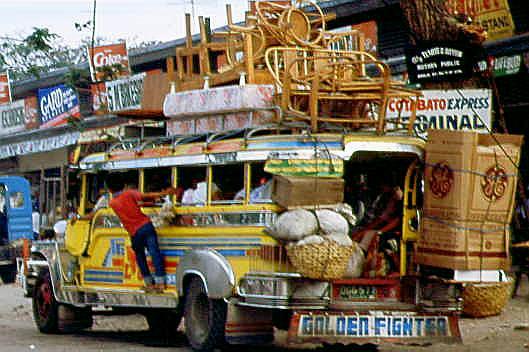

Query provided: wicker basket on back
[286,240,353,279]
[462,279,513,318]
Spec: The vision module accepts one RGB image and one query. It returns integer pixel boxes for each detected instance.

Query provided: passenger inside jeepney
[349,173,404,276]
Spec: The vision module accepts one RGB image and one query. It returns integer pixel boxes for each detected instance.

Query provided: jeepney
[22,1,482,350]
[23,129,464,350]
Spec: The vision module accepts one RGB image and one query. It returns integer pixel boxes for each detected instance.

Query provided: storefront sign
[475,0,515,41]
[91,82,108,114]
[88,42,131,82]
[38,84,81,129]
[79,126,124,144]
[492,54,521,77]
[446,0,515,41]
[105,72,146,112]
[0,131,80,159]
[0,100,26,136]
[406,43,474,83]
[0,72,12,105]
[352,21,377,56]
[386,89,492,138]
[24,96,40,130]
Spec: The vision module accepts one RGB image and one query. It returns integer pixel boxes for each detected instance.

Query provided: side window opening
[86,173,107,213]
[9,192,24,209]
[121,170,139,190]
[144,167,172,193]
[249,163,273,204]
[212,164,244,205]
[179,166,207,205]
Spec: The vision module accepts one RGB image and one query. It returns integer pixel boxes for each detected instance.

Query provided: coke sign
[88,42,130,82]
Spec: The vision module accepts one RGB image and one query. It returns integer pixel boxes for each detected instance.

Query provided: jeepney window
[212,164,244,205]
[144,167,172,192]
[86,173,107,211]
[9,192,24,209]
[249,163,272,204]
[178,166,207,205]
[121,170,139,190]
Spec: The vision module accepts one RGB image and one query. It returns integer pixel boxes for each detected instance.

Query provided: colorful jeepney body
[24,129,463,348]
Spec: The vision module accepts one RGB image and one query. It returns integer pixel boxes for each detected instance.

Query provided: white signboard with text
[386,89,492,138]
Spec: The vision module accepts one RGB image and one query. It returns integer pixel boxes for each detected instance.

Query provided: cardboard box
[424,130,522,224]
[272,175,344,208]
[416,217,510,270]
[424,129,477,220]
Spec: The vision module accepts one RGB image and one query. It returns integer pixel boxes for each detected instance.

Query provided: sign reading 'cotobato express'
[386,89,492,139]
[105,72,146,112]
[406,43,475,83]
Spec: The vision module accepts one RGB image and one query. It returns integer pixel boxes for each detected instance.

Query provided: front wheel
[184,277,227,352]
[33,271,59,333]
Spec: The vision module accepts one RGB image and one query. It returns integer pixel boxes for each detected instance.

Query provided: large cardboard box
[419,129,521,270]
[424,130,477,220]
[271,175,344,208]
[416,217,510,270]
[424,130,522,224]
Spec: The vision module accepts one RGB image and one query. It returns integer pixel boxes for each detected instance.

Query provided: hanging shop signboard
[405,43,474,84]
[0,100,26,136]
[0,72,12,105]
[0,131,80,159]
[105,72,146,112]
[475,0,515,41]
[87,42,131,82]
[38,84,81,129]
[491,54,521,77]
[386,89,492,139]
[446,0,515,41]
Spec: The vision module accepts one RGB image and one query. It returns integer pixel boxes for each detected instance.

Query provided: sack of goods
[266,206,365,279]
[151,196,176,228]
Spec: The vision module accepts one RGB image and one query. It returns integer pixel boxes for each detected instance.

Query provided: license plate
[297,313,452,338]
[336,285,377,300]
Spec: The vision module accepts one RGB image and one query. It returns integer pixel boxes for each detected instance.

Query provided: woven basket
[462,279,513,318]
[286,240,353,280]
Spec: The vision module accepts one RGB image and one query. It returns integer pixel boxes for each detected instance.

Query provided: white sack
[267,209,318,241]
[315,209,349,237]
[295,235,325,246]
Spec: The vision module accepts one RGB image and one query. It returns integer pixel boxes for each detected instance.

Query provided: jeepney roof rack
[108,138,143,153]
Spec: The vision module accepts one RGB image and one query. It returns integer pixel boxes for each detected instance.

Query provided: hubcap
[37,281,53,320]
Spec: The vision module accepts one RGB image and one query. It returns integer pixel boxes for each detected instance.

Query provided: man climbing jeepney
[106,173,177,292]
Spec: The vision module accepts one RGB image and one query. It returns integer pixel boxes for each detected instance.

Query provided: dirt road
[1,282,529,352]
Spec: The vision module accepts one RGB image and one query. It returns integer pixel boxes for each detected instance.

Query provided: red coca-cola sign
[87,42,131,82]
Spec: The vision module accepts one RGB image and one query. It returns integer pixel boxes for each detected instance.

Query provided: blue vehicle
[0,176,33,283]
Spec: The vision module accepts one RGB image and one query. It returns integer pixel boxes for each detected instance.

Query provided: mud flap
[287,311,461,345]
[225,305,274,345]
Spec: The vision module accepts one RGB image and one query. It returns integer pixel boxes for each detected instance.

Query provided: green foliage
[0,27,86,81]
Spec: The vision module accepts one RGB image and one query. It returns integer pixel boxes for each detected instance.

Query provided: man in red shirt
[106,174,177,292]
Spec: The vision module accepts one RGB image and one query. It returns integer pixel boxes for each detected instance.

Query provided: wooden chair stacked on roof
[167,0,420,135]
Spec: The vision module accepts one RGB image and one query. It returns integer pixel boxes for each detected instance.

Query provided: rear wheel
[184,277,227,352]
[33,271,59,333]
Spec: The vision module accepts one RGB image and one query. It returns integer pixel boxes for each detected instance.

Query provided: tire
[33,271,59,333]
[184,277,227,352]
[0,265,17,284]
[145,307,184,337]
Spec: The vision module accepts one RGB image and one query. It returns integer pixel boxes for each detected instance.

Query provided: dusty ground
[1,279,529,352]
